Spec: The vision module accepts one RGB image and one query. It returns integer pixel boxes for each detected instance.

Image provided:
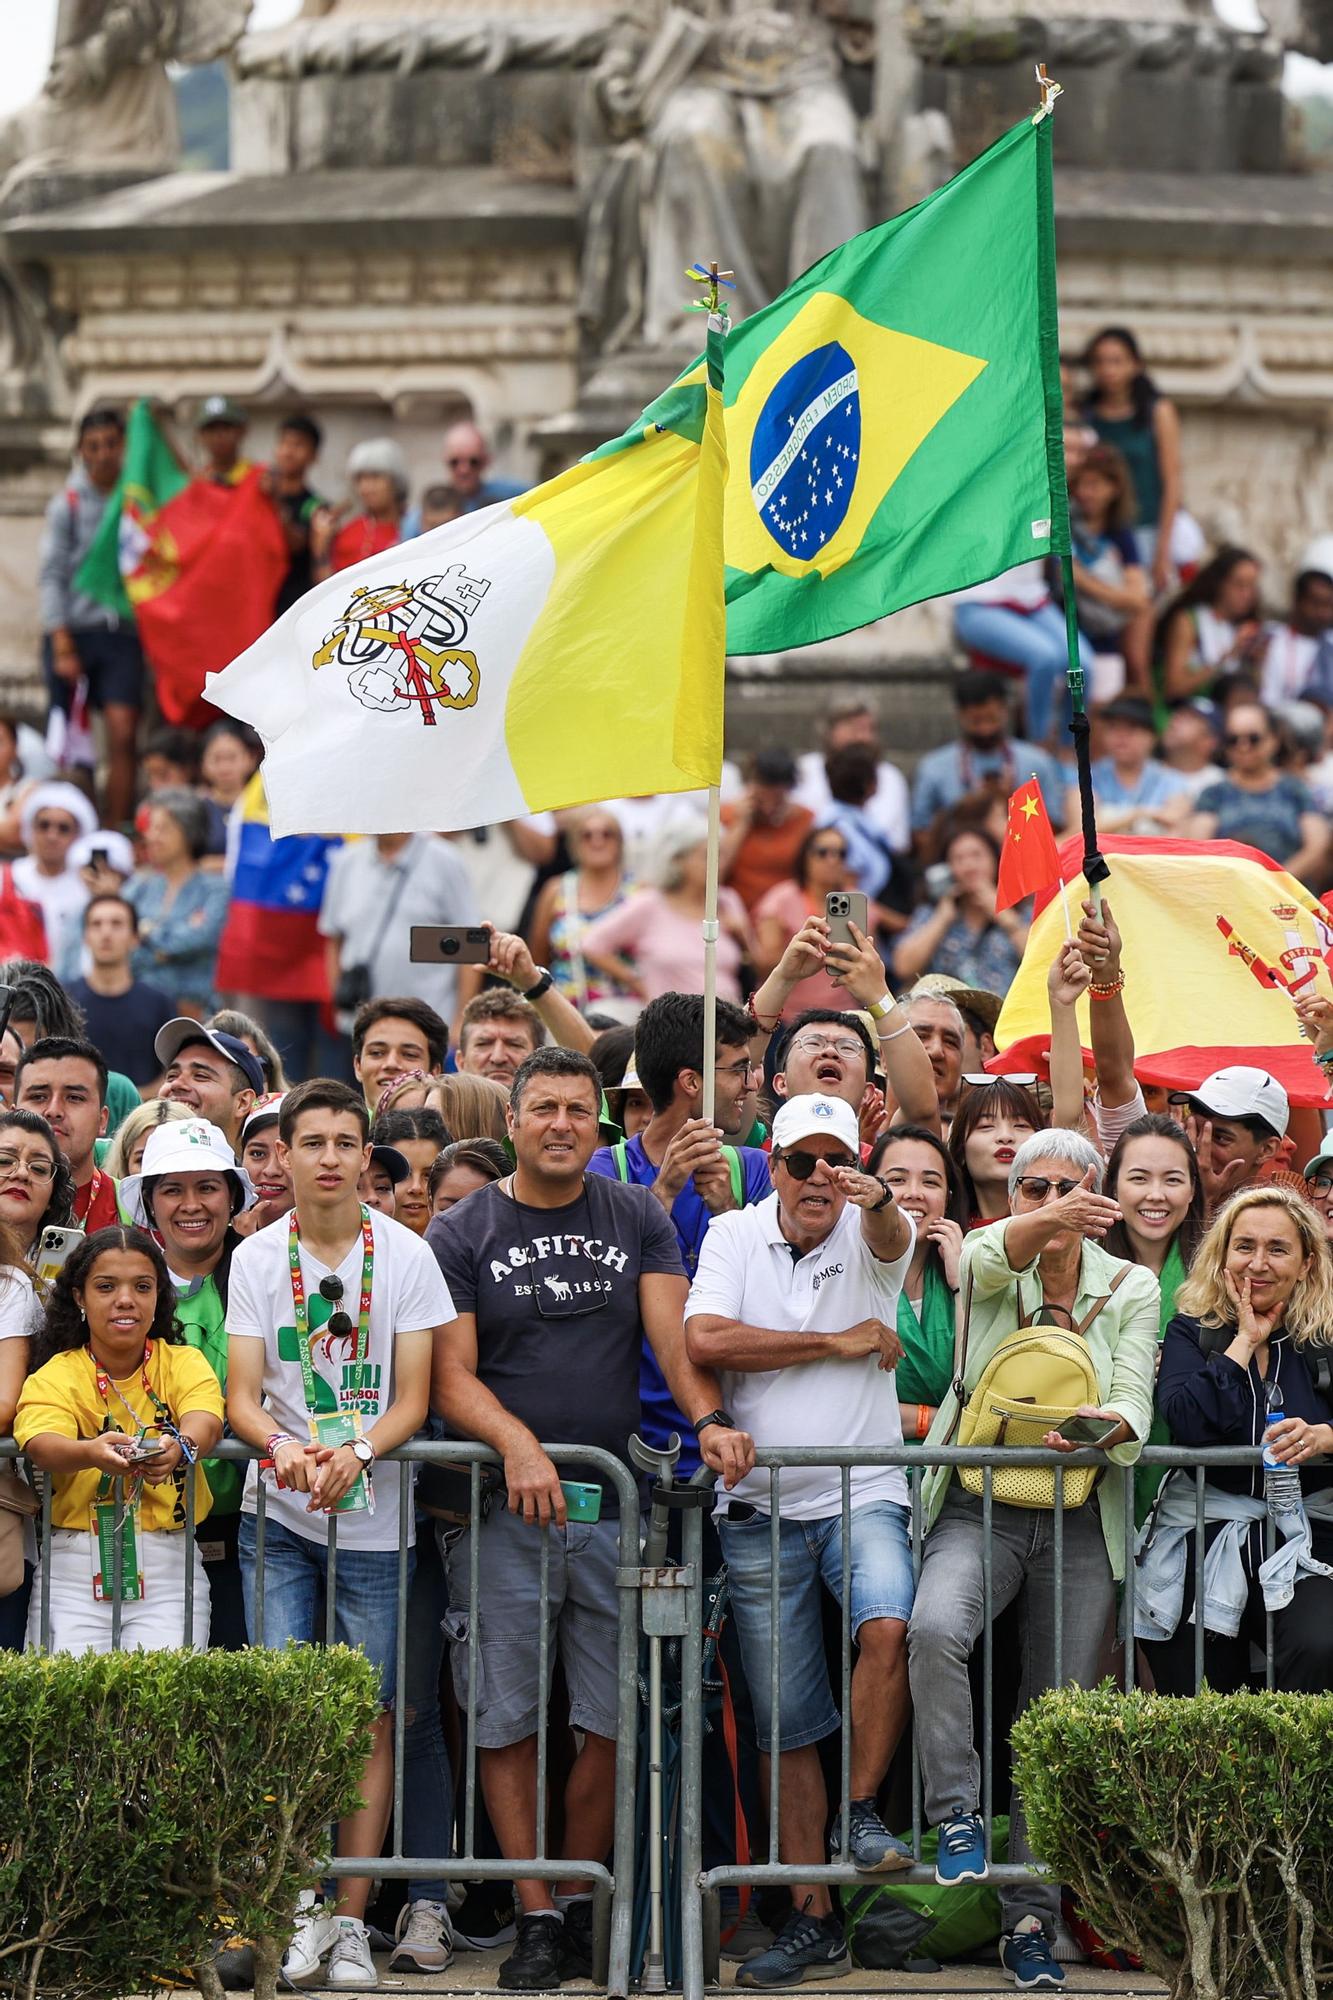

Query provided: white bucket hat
[120,1116,255,1226]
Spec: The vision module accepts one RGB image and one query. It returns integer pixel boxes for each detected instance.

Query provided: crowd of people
[8,327,1333,1994]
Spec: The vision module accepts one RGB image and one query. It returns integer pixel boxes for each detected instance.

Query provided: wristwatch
[522,966,554,1002]
[349,1437,376,1469]
[868,1176,896,1213]
[694,1409,734,1437]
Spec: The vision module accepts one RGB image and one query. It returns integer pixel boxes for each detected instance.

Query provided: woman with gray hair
[125,787,230,1016]
[579,821,754,1004]
[905,1126,1159,1991]
[313,436,409,579]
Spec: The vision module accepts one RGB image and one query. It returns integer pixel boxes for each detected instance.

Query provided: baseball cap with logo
[1187,1065,1290,1139]
[770,1093,861,1157]
[197,394,246,429]
[154,1019,266,1098]
[120,1116,256,1225]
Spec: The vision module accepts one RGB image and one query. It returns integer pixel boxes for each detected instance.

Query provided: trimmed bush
[1011,1685,1333,2000]
[0,1645,378,2000]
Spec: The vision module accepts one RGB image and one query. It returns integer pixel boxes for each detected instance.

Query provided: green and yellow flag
[642,113,1065,654]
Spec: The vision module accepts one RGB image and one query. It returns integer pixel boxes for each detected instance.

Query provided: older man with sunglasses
[431,1045,753,1993]
[685,1092,916,1988]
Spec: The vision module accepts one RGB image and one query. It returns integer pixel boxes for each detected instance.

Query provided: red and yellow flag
[996,778,1062,912]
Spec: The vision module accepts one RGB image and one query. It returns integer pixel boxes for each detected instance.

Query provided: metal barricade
[677,1440,1271,2000]
[3,1436,644,1999]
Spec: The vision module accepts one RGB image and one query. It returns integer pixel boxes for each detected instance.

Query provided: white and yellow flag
[207,327,728,837]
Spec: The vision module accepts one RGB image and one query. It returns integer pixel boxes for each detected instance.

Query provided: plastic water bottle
[1264,1382,1303,1520]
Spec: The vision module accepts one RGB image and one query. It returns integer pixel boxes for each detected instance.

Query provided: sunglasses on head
[1014,1175,1081,1200]
[777,1148,859,1180]
[962,1072,1038,1088]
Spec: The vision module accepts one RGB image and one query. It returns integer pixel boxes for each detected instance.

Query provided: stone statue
[582,0,868,350]
[0,0,252,205]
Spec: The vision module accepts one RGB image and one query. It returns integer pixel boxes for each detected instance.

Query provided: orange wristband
[916,1403,931,1440]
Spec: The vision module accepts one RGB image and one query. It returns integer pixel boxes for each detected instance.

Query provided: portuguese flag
[77,400,288,728]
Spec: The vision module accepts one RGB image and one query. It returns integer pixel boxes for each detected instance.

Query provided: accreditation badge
[91,1500,144,1600]
[309,1409,374,1516]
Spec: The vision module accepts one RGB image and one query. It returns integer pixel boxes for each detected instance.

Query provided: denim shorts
[238,1513,412,1707]
[718,1499,914,1753]
[441,1505,620,1750]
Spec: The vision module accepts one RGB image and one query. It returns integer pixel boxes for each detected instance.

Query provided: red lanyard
[91,1341,171,1431]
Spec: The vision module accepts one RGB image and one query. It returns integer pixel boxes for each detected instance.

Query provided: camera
[924,862,957,903]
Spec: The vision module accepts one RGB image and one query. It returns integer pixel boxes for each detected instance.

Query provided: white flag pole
[701,782,721,1128]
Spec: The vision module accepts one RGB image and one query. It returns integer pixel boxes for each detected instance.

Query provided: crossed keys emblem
[312,568,490,726]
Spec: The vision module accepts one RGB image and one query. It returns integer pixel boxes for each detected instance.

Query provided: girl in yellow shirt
[16,1226,223,1654]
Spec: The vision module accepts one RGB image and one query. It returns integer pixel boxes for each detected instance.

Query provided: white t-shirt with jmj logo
[228,1208,454,1552]
[685,1191,914,1520]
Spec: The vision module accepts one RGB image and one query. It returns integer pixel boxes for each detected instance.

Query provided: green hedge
[1012,1686,1333,2000]
[0,1646,378,2000]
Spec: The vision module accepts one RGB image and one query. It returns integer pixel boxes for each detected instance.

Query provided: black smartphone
[1055,1415,1120,1447]
[409,925,492,965]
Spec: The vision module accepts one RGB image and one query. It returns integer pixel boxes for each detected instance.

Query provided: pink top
[754,880,854,1018]
[581,886,747,1003]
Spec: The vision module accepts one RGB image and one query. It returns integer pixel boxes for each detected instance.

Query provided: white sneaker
[327,1916,380,1990]
[390,1897,455,1973]
[281,1890,339,1985]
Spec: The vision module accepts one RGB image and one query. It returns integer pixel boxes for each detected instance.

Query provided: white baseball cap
[120,1116,255,1226]
[1188,1065,1290,1139]
[770,1093,861,1157]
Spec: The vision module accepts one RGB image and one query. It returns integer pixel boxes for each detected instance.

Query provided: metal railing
[3,1436,645,1998]
[676,1441,1274,2000]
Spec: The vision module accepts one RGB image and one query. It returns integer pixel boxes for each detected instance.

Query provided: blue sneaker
[1000,1918,1066,1990]
[734,1906,849,1988]
[829,1798,914,1873]
[934,1812,989,1885]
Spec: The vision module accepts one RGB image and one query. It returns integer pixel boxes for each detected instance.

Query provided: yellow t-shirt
[15,1341,224,1532]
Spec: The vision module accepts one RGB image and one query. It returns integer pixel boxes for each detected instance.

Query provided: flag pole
[1033,66,1109,918]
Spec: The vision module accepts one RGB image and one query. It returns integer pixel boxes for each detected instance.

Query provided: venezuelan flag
[214,774,341,1002]
[645,114,1060,653]
[206,324,728,836]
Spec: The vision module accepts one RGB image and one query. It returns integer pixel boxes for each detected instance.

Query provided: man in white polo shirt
[685,1093,916,1989]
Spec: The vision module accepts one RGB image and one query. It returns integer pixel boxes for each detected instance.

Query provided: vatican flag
[206,328,727,838]
[644,113,1063,654]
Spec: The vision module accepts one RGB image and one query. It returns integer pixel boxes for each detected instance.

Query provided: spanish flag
[992,836,1333,1106]
[207,324,729,836]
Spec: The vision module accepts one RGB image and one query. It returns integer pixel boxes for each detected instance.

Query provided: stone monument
[0,0,1328,756]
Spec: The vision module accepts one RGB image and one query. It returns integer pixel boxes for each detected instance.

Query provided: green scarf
[896,1263,957,1420]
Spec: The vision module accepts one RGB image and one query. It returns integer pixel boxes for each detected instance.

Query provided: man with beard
[910,671,1066,855]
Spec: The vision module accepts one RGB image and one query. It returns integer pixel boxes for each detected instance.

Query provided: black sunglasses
[777,1148,859,1180]
[1225,731,1264,748]
[318,1274,353,1342]
[1014,1175,1081,1201]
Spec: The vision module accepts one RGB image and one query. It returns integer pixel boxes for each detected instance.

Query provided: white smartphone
[33,1224,81,1297]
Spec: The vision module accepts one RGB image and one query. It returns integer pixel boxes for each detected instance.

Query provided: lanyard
[288,1207,374,1414]
[77,1167,109,1228]
[91,1340,170,1435]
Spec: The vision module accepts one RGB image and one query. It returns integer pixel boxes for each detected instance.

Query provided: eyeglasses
[0,1150,56,1182]
[777,1148,859,1180]
[447,455,484,470]
[1225,731,1264,748]
[715,1057,762,1081]
[962,1073,1038,1088]
[1014,1175,1081,1201]
[317,1275,354,1343]
[788,1035,866,1061]
[810,843,848,859]
[1309,1173,1333,1196]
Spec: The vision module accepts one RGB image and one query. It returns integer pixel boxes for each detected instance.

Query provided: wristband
[168,1425,199,1467]
[878,1021,913,1041]
[746,993,780,1033]
[1088,973,1125,1000]
[267,1431,299,1458]
[866,994,899,1022]
[916,1403,931,1441]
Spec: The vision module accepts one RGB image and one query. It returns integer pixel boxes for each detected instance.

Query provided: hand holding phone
[1054,1414,1121,1448]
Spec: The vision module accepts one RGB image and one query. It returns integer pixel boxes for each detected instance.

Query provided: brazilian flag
[641,112,1067,655]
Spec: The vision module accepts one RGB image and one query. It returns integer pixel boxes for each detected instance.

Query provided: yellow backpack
[950,1269,1127,1510]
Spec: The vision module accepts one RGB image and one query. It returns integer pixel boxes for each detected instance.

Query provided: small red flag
[996,778,1062,911]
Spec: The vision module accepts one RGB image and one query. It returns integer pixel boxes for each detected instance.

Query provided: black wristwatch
[522,966,554,1002]
[868,1176,896,1213]
[694,1409,734,1437]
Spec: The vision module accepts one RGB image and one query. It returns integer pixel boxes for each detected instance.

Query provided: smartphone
[410,925,492,966]
[825,890,869,951]
[90,846,109,870]
[560,1480,603,1524]
[1055,1415,1120,1447]
[123,1436,167,1464]
[33,1224,82,1296]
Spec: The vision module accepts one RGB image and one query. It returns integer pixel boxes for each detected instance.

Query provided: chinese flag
[996,779,1062,911]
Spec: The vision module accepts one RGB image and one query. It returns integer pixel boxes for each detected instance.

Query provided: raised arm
[825,921,940,1133]
[1076,896,1137,1107]
[1047,940,1092,1135]
[483,923,596,1055]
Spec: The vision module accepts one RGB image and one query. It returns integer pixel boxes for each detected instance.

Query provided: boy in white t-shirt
[227,1077,452,1992]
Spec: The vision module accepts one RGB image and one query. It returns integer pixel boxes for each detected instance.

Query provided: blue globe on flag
[748,342,861,561]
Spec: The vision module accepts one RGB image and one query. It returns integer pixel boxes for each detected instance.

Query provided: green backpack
[843,1817,1009,1965]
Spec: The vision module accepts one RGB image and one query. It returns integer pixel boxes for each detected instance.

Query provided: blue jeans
[238,1513,412,1706]
[402,1521,454,1903]
[718,1499,914,1753]
[953,600,1092,744]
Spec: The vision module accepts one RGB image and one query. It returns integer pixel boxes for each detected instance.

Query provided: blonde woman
[1140,1185,1333,1695]
[103,1099,192,1181]
[528,808,636,1015]
[426,1072,509,1144]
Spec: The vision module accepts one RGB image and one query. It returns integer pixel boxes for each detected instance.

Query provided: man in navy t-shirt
[589,992,770,1468]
